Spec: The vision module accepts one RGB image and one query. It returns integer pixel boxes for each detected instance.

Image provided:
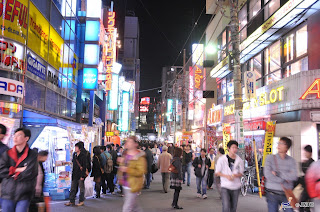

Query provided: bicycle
[240,166,255,196]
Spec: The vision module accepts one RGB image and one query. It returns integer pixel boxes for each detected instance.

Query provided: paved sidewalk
[50,173,268,212]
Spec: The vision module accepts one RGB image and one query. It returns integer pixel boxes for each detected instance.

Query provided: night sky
[111,0,210,99]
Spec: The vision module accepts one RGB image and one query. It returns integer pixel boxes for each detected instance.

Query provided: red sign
[207,105,222,125]
[243,121,266,131]
[194,66,203,89]
[300,79,320,99]
[140,105,149,112]
[140,97,150,105]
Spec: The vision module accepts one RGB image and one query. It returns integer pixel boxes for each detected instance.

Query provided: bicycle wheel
[248,176,255,193]
[240,177,248,196]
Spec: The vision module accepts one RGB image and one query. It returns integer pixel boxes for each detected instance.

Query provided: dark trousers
[221,188,240,212]
[207,169,214,188]
[172,189,181,207]
[145,172,151,188]
[69,179,85,203]
[106,173,114,193]
[94,177,101,197]
[101,173,107,194]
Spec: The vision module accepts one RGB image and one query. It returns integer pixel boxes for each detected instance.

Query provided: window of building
[284,33,294,63]
[24,78,45,110]
[31,0,50,19]
[239,5,248,30]
[264,40,281,85]
[284,57,308,77]
[51,3,64,36]
[296,25,308,57]
[249,0,261,19]
[264,0,280,20]
[265,70,281,85]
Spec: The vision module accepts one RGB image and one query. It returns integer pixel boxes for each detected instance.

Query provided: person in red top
[305,151,320,211]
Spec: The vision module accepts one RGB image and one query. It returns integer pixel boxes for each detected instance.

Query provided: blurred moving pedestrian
[99,146,108,194]
[106,145,115,194]
[216,140,244,212]
[92,146,103,198]
[157,146,172,193]
[264,137,297,212]
[193,149,211,199]
[118,136,146,212]
[29,150,49,212]
[214,147,225,198]
[0,128,38,212]
[110,144,118,190]
[207,148,215,189]
[144,144,153,189]
[182,145,193,186]
[65,142,87,207]
[305,151,320,212]
[170,147,183,210]
[0,124,9,206]
[168,143,174,156]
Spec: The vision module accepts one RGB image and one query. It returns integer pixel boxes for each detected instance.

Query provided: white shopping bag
[84,177,94,198]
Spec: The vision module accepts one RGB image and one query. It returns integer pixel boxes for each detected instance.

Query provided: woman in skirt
[170,147,183,209]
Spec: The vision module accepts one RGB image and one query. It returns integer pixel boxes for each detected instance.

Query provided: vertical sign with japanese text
[262,121,276,166]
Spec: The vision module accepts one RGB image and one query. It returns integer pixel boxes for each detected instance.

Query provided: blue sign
[83,68,98,90]
[27,54,46,80]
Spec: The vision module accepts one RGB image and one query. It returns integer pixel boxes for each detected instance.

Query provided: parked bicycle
[240,166,255,196]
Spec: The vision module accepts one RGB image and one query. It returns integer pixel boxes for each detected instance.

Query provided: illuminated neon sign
[83,68,98,90]
[105,12,116,90]
[207,104,222,125]
[300,79,320,99]
[194,66,203,89]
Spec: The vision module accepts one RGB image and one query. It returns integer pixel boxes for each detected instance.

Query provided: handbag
[168,159,178,173]
[75,158,88,178]
[273,155,298,209]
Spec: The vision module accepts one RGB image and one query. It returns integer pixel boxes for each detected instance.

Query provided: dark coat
[110,150,118,174]
[0,146,38,201]
[91,155,103,178]
[145,149,154,173]
[82,149,91,173]
[72,151,87,180]
[170,157,182,180]
[192,156,211,178]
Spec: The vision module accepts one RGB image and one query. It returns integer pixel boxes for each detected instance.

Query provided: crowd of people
[0,123,319,212]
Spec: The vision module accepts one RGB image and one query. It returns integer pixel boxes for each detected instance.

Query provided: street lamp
[205,44,217,55]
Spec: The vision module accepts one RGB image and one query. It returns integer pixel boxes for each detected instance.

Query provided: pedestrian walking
[65,142,87,207]
[118,136,146,212]
[216,140,244,212]
[157,145,172,193]
[99,146,108,194]
[168,143,174,156]
[264,137,298,212]
[305,151,320,211]
[144,143,153,189]
[214,147,225,199]
[110,144,118,191]
[170,147,183,210]
[182,144,193,186]
[92,146,103,198]
[207,148,215,189]
[0,128,38,212]
[29,150,49,212]
[106,145,115,194]
[192,148,211,199]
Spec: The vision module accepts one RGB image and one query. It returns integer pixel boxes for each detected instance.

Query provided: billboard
[0,77,24,98]
[121,92,129,131]
[49,26,64,71]
[83,68,98,90]
[108,74,119,110]
[167,99,173,122]
[141,97,150,105]
[188,66,194,120]
[0,38,25,73]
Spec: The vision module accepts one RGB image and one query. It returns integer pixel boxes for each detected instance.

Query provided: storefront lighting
[112,62,122,74]
[205,44,217,54]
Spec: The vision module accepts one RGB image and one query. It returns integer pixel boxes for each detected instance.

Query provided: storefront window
[264,0,280,20]
[284,57,308,78]
[24,78,45,110]
[249,0,261,19]
[284,33,294,63]
[296,25,308,57]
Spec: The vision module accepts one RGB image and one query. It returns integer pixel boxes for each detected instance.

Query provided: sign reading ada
[0,77,24,98]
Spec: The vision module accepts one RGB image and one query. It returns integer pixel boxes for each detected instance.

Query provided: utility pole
[229,0,245,160]
[182,49,187,132]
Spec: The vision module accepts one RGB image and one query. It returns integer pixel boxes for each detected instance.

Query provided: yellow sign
[262,121,276,167]
[49,26,64,71]
[28,2,49,61]
[225,86,284,116]
[106,132,114,136]
[0,0,28,44]
[223,124,231,154]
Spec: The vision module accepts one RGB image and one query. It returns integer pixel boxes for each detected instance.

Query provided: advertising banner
[0,77,24,98]
[27,52,46,80]
[83,68,98,90]
[244,71,256,100]
[28,2,49,61]
[49,26,64,71]
[0,38,25,72]
[223,124,231,154]
[188,66,194,120]
[0,0,28,44]
[262,121,276,167]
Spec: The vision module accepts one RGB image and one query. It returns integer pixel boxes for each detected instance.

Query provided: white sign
[0,77,24,98]
[0,38,25,72]
[244,71,256,99]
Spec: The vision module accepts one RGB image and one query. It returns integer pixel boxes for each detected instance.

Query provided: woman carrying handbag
[91,146,104,198]
[170,147,183,210]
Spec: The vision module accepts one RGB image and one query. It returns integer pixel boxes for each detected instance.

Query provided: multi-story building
[205,0,320,164]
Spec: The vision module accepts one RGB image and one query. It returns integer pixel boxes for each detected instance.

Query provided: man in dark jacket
[0,124,9,205]
[192,148,211,199]
[0,128,38,212]
[110,144,118,190]
[144,144,154,189]
[65,142,87,207]
[106,145,116,194]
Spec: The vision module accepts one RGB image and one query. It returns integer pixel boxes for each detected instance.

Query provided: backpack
[104,153,113,174]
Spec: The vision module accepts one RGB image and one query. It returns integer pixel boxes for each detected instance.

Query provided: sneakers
[77,202,84,206]
[203,194,208,199]
[197,193,202,198]
[65,202,75,206]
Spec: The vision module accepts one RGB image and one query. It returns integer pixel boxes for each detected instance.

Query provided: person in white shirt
[215,140,244,212]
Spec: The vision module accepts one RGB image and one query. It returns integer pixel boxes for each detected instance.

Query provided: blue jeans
[2,199,30,212]
[266,191,294,212]
[145,172,151,188]
[221,188,240,212]
[183,162,191,185]
[196,176,207,195]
